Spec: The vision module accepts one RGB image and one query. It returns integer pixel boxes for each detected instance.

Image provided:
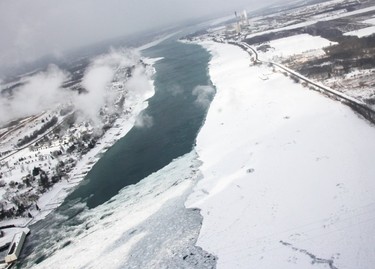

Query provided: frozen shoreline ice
[0,56,158,248]
[22,151,216,269]
[187,41,375,268]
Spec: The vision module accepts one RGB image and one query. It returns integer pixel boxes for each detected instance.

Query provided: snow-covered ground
[0,57,158,249]
[28,75,155,223]
[22,152,216,269]
[363,17,375,25]
[325,68,375,102]
[258,34,334,60]
[344,26,375,38]
[187,41,375,268]
[246,4,375,39]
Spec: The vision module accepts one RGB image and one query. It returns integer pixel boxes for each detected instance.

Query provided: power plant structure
[235,10,249,33]
[225,9,250,36]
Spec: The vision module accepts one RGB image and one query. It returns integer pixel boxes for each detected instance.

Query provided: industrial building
[4,231,27,264]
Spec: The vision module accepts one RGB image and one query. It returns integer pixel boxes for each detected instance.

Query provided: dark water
[67,39,212,208]
[17,37,214,267]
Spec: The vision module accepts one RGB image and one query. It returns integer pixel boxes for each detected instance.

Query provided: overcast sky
[0,0,284,74]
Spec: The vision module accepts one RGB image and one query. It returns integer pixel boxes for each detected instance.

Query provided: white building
[233,10,249,34]
[4,231,27,263]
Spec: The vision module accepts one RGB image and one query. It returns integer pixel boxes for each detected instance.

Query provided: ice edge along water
[0,33,175,235]
[35,58,157,221]
[0,56,159,241]
[186,41,375,269]
[25,151,216,269]
[21,39,218,268]
[21,39,375,268]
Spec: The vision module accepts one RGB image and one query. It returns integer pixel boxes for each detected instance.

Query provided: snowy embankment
[34,78,155,220]
[24,152,215,269]
[187,42,375,268]
[0,58,157,248]
[258,34,334,60]
[32,59,157,222]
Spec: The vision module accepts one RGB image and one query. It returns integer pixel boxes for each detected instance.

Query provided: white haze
[74,49,137,125]
[192,85,216,108]
[126,65,154,99]
[0,0,286,72]
[135,112,154,128]
[0,66,69,124]
[0,49,152,126]
[168,84,184,96]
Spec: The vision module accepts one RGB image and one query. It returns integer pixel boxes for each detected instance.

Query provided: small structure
[226,25,238,36]
[333,65,345,75]
[4,231,27,263]
[234,9,249,33]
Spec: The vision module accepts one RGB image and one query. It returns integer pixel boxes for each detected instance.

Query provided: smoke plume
[135,112,154,128]
[192,85,215,108]
[0,65,69,124]
[0,48,152,127]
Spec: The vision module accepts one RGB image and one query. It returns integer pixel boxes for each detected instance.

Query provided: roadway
[228,40,375,124]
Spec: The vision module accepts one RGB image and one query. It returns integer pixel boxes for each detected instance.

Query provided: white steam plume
[74,48,143,126]
[0,65,69,125]
[76,65,115,125]
[0,48,152,127]
[192,85,215,108]
[125,65,153,100]
[168,84,183,96]
[135,112,153,128]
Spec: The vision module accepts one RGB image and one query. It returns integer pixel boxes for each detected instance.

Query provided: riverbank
[187,41,375,268]
[24,152,216,269]
[0,57,157,250]
[18,39,217,269]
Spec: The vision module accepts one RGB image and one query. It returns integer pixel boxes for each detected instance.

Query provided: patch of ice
[187,41,375,269]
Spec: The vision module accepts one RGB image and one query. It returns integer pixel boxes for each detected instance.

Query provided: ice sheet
[187,41,375,269]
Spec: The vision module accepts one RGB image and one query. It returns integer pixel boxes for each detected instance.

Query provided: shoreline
[17,39,218,268]
[0,56,158,247]
[187,40,375,268]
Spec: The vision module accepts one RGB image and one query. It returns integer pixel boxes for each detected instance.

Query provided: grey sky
[0,0,282,72]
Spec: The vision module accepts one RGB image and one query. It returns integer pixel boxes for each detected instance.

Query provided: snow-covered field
[344,26,375,38]
[187,41,375,268]
[246,4,375,40]
[258,34,334,60]
[363,17,375,25]
[343,10,375,38]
